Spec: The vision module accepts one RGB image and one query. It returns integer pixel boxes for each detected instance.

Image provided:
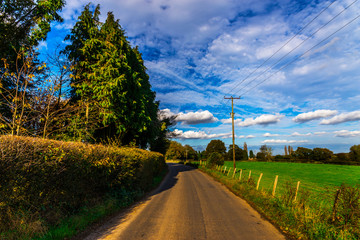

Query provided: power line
[233,0,358,96]
[239,12,360,97]
[221,0,338,104]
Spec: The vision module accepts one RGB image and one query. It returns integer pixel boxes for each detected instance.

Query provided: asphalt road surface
[84,163,286,240]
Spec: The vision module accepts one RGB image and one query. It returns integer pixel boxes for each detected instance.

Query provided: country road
[83,163,286,240]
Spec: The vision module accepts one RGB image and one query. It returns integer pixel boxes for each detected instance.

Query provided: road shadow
[149,162,195,196]
[75,162,196,240]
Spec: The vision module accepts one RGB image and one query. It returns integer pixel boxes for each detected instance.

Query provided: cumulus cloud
[159,109,218,125]
[176,110,218,125]
[292,110,338,123]
[239,135,256,139]
[236,114,283,127]
[334,130,360,138]
[262,139,309,144]
[159,108,176,120]
[263,133,280,137]
[320,111,360,125]
[291,132,311,137]
[314,131,328,135]
[173,129,231,139]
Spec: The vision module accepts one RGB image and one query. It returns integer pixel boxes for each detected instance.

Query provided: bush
[0,135,166,237]
[207,152,224,167]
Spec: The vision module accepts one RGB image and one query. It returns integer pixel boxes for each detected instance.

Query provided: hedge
[0,135,166,236]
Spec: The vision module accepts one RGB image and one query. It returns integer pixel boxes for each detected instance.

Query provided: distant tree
[249,150,255,159]
[206,139,226,156]
[259,145,273,161]
[284,146,288,156]
[207,152,224,168]
[184,145,197,161]
[349,145,360,162]
[227,144,247,161]
[292,147,312,161]
[165,141,185,160]
[256,152,266,161]
[243,142,248,154]
[198,150,207,160]
[312,148,333,162]
[288,145,294,155]
[334,153,350,164]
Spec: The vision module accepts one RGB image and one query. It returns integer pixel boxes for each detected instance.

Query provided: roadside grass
[200,162,360,240]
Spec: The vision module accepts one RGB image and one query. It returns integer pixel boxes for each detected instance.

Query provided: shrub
[0,135,166,237]
[207,152,224,167]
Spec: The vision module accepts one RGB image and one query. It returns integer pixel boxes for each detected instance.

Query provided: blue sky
[40,0,360,154]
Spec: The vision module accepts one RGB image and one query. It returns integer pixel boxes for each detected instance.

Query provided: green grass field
[222,161,360,197]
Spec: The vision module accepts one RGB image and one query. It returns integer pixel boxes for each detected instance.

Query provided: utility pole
[224,96,241,170]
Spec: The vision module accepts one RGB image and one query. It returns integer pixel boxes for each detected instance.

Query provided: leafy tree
[207,152,224,168]
[165,141,185,160]
[64,5,159,147]
[312,148,333,162]
[184,145,197,161]
[0,0,65,131]
[249,150,255,159]
[256,152,266,161]
[227,144,247,161]
[0,0,64,52]
[206,139,226,156]
[243,142,248,153]
[259,144,272,161]
[292,147,312,161]
[349,145,360,162]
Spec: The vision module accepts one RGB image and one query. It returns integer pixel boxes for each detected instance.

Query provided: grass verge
[199,165,360,240]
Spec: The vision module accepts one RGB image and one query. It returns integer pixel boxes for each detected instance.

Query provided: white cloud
[237,114,283,127]
[263,132,280,137]
[314,131,328,135]
[293,110,338,123]
[291,132,311,137]
[239,135,256,139]
[37,41,48,50]
[334,130,360,138]
[262,139,309,144]
[159,109,218,125]
[159,108,176,120]
[320,111,360,125]
[173,129,231,139]
[176,110,218,125]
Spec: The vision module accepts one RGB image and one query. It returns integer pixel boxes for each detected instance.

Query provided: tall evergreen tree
[64,5,160,147]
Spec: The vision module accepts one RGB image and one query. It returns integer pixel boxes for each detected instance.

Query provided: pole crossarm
[224,96,241,170]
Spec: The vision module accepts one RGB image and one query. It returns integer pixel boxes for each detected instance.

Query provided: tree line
[0,2,173,152]
[165,139,360,166]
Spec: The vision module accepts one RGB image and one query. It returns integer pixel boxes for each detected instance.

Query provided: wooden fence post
[227,167,232,176]
[256,173,263,190]
[272,175,278,197]
[294,181,300,202]
[232,168,237,179]
[248,170,251,182]
[224,166,227,174]
[239,169,242,181]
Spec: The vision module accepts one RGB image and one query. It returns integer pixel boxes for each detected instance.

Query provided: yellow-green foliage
[0,135,165,236]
